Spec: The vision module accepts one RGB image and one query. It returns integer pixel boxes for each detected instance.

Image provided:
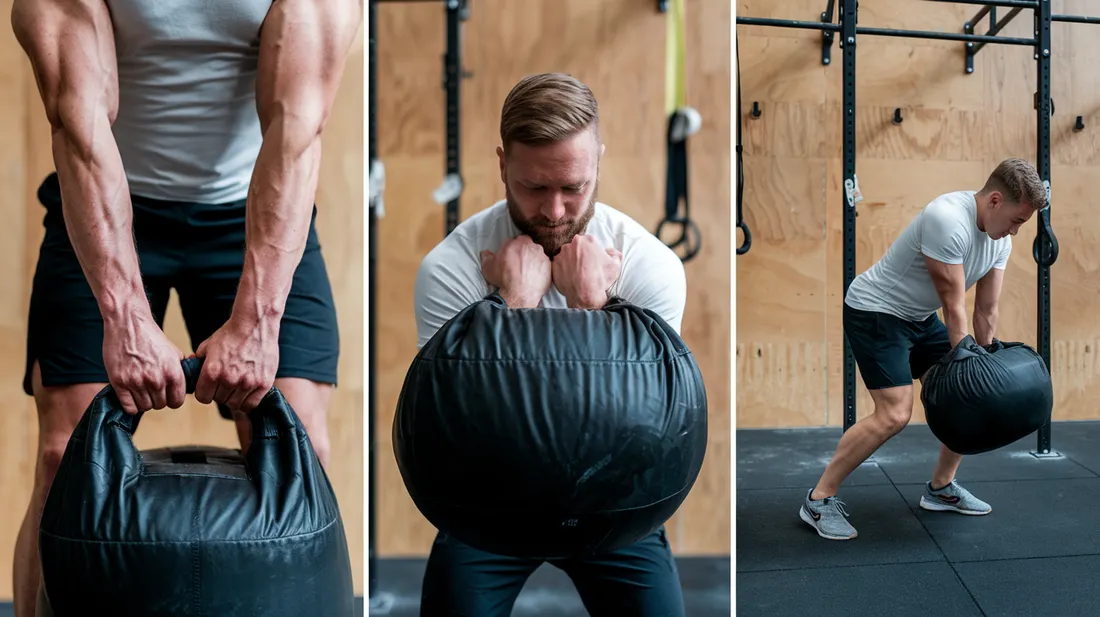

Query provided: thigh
[553,527,685,617]
[910,313,953,380]
[177,206,340,419]
[25,174,174,397]
[419,532,542,617]
[842,304,916,391]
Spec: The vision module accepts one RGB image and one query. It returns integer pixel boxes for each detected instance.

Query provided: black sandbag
[921,335,1054,455]
[393,293,709,559]
[37,357,355,617]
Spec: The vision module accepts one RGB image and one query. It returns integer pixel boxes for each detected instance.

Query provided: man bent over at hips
[801,158,1047,540]
[413,73,689,616]
[10,1,360,615]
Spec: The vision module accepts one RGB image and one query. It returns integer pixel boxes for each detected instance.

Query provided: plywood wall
[736,0,1100,429]
[374,0,731,556]
[0,10,364,598]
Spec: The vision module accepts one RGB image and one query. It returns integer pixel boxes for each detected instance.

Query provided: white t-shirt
[414,200,687,349]
[844,190,1012,322]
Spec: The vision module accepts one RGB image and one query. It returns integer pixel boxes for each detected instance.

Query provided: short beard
[506,180,598,258]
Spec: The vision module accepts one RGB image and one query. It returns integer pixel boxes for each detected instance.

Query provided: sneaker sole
[919,496,992,515]
[799,506,858,540]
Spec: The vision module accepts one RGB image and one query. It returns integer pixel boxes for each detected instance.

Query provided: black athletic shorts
[24,173,340,418]
[842,302,953,390]
[419,527,685,617]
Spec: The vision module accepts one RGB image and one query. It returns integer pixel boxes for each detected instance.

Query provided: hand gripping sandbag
[37,357,355,617]
[921,336,1054,455]
[393,293,709,559]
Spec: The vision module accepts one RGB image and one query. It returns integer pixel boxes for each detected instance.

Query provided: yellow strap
[664,0,686,114]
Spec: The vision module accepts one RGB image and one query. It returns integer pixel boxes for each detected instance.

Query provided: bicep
[12,0,118,130]
[255,0,361,134]
[922,255,966,309]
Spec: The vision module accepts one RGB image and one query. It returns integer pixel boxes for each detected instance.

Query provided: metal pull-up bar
[737,0,1074,457]
[736,15,1035,45]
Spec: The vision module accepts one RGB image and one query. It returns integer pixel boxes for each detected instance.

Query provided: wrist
[568,289,609,310]
[230,295,284,334]
[99,283,153,327]
[499,287,540,309]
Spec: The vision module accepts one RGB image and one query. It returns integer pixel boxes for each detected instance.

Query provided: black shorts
[843,303,953,390]
[419,528,685,617]
[24,173,340,418]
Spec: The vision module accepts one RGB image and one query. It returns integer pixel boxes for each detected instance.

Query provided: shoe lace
[823,496,850,518]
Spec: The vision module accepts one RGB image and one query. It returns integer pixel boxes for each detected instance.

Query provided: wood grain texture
[375,0,730,557]
[737,0,1100,434]
[0,15,364,599]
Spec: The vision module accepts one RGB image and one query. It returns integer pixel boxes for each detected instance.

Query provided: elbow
[45,90,116,157]
[259,101,327,156]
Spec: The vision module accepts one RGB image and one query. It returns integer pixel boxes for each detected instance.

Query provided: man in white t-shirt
[800,158,1047,541]
[412,73,689,615]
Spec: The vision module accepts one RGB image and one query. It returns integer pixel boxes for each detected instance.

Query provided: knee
[875,401,913,435]
[37,437,70,489]
[32,380,103,491]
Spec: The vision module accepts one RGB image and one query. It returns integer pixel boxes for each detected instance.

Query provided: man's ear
[599,143,606,157]
[497,145,506,182]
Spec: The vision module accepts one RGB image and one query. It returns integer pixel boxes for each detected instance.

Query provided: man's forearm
[52,126,148,324]
[234,125,321,326]
[233,0,359,328]
[973,307,998,347]
[942,304,970,348]
[14,0,147,325]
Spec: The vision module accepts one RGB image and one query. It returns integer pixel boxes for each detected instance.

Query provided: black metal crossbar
[735,17,1035,45]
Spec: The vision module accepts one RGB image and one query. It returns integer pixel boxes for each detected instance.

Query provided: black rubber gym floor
[368,556,731,616]
[737,420,1100,616]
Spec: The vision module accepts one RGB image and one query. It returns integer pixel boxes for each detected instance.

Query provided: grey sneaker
[800,489,858,540]
[919,480,992,515]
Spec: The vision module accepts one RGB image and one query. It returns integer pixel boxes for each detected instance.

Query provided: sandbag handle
[181,356,204,394]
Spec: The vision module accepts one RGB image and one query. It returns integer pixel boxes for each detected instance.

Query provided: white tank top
[105,0,272,204]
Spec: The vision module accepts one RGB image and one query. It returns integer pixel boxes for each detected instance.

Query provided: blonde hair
[982,158,1047,210]
[500,73,600,155]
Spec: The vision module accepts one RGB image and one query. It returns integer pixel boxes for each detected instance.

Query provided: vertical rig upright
[443,0,465,236]
[1034,0,1056,456]
[841,0,858,431]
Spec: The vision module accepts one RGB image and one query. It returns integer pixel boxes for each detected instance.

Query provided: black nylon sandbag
[38,357,355,617]
[393,293,708,559]
[921,335,1053,455]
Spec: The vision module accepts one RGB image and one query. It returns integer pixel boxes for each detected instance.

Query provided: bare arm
[12,0,147,325]
[923,256,969,348]
[233,0,361,332]
[973,267,1005,347]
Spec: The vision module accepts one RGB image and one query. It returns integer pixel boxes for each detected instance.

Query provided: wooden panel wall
[736,0,1100,428]
[0,11,364,598]
[375,0,731,556]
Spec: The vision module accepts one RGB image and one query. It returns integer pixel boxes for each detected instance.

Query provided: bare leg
[14,362,106,617]
[930,444,963,488]
[812,385,914,500]
[233,377,333,469]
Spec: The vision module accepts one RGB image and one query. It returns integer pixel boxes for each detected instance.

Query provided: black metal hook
[1075,115,1085,131]
[893,108,903,124]
[751,101,762,118]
